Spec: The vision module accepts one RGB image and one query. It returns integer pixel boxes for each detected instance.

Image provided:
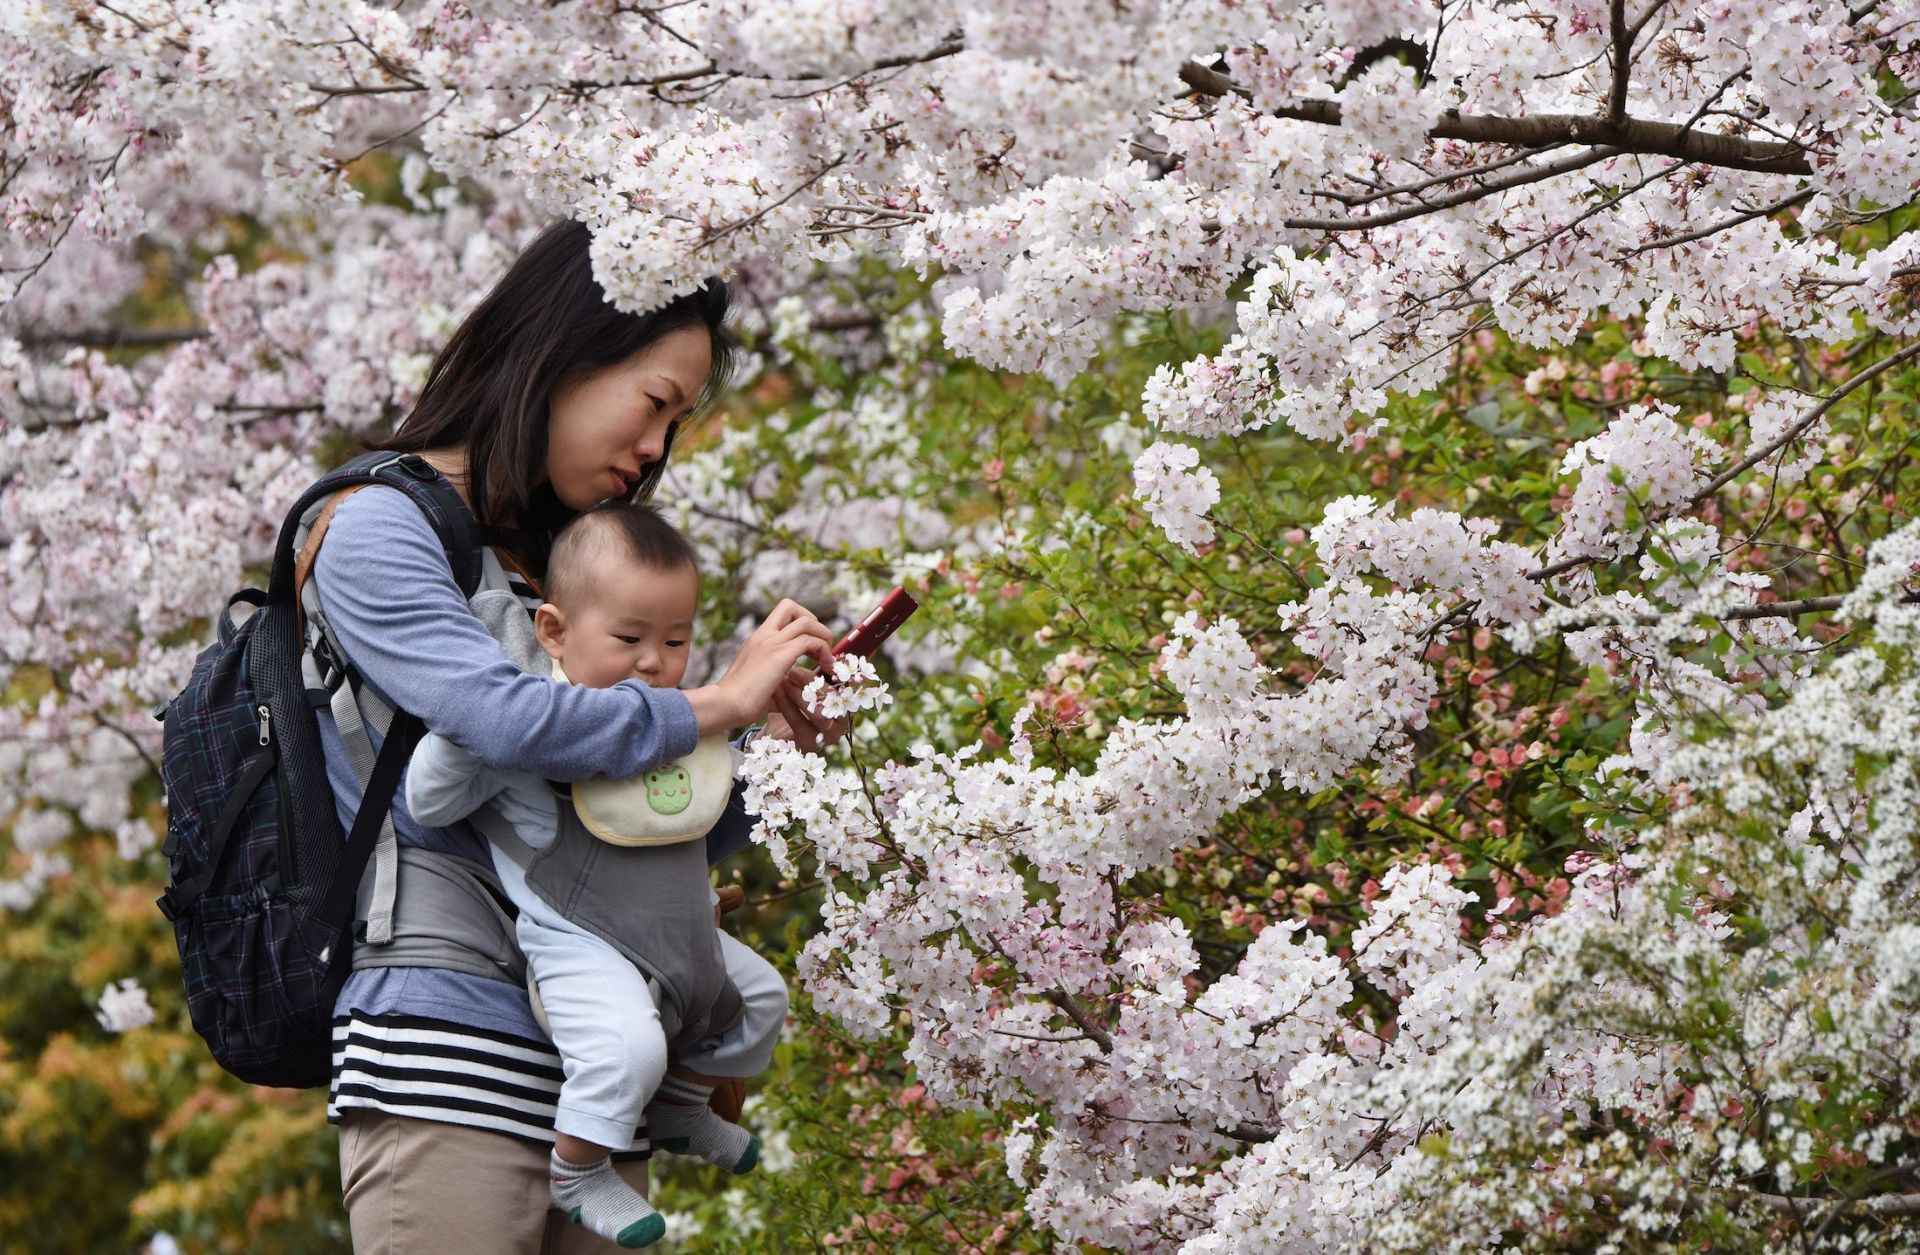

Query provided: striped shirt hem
[328,1011,650,1156]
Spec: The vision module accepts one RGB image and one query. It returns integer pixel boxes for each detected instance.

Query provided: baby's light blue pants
[515,900,787,1150]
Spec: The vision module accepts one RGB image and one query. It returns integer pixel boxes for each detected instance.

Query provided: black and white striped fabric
[329,1012,650,1153]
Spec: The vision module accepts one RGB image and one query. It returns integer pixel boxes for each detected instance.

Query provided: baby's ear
[533,603,568,659]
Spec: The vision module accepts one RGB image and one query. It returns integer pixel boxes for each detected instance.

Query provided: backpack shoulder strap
[278,452,483,948]
[271,451,483,606]
[292,485,370,641]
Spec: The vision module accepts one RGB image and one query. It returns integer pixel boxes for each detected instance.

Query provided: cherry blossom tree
[5,1,1920,1249]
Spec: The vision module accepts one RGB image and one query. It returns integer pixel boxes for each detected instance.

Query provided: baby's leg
[646,933,789,1175]
[680,932,789,1079]
[519,914,669,1248]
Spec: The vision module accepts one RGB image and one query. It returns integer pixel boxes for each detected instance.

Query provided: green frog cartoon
[644,764,693,815]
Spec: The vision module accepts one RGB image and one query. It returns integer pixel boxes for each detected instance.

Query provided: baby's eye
[615,635,641,645]
[665,639,688,649]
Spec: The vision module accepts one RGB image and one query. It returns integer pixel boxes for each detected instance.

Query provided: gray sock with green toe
[549,1151,665,1249]
[645,1075,760,1174]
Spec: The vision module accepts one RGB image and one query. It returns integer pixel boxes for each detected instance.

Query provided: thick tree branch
[1178,61,1812,175]
[1044,988,1113,1052]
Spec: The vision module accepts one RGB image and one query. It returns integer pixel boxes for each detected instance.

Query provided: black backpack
[156,451,481,1087]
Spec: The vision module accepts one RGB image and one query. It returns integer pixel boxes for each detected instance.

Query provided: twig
[1529,342,1920,583]
[1284,146,1624,232]
[1620,188,1815,256]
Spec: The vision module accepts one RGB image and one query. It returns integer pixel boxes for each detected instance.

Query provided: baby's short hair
[545,502,697,609]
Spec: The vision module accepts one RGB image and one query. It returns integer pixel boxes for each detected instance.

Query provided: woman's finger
[770,687,820,751]
[815,713,852,749]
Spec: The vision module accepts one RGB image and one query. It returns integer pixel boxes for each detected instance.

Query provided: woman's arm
[314,486,698,780]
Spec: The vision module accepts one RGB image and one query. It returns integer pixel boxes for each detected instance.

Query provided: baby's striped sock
[645,1075,760,1174]
[549,1151,665,1249]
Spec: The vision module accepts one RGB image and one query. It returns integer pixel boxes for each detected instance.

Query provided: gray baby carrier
[301,509,742,1049]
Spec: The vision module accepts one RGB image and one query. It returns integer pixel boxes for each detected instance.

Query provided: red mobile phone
[831,586,919,663]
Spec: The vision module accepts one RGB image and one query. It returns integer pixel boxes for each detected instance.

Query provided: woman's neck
[417,449,472,509]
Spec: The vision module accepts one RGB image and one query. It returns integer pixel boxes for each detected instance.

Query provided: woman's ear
[534,603,568,660]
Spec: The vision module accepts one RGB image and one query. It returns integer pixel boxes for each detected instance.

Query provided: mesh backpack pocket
[158,452,477,1088]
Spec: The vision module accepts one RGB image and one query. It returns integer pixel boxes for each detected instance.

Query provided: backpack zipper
[257,705,272,746]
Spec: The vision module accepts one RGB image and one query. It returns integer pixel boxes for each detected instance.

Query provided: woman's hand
[685,600,833,734]
[762,666,852,752]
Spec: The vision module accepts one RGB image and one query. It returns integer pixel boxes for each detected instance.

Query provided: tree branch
[1621,188,1815,255]
[1044,988,1113,1052]
[1719,595,1848,620]
[1178,61,1812,175]
[1748,1190,1920,1220]
[1608,0,1632,125]
[306,82,420,99]
[13,325,208,349]
[1695,340,1920,499]
[1530,342,1920,583]
[1321,144,1567,206]
[1284,146,1624,231]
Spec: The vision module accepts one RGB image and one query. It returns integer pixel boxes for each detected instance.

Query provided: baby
[406,502,787,1249]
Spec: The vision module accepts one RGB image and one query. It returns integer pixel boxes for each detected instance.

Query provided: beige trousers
[339,1110,649,1254]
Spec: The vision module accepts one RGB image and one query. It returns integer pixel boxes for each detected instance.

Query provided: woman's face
[544,324,713,510]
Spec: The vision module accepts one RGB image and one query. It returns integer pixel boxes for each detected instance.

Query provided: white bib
[554,661,735,846]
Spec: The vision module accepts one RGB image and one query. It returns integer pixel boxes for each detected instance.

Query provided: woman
[309,221,834,1252]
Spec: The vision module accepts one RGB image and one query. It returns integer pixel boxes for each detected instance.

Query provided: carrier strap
[466,802,539,872]
[350,846,525,985]
[293,485,369,642]
[289,453,478,949]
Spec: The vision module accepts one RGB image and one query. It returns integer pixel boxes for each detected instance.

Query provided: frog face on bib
[644,764,693,815]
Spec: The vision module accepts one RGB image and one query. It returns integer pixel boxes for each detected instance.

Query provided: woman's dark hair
[382,219,734,553]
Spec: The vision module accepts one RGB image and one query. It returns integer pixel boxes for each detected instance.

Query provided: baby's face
[550,558,698,690]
